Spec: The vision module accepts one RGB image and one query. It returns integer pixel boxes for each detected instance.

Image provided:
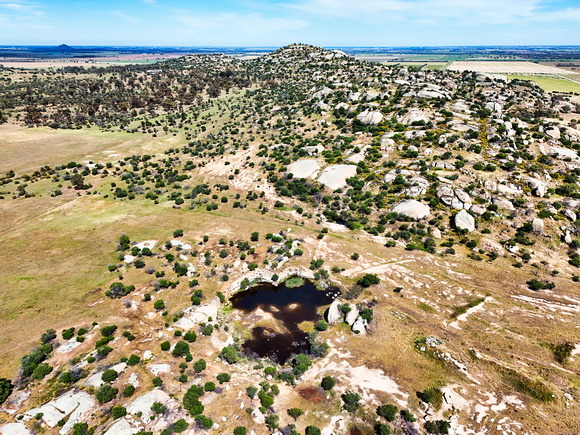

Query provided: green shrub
[233,427,247,435]
[172,341,190,358]
[183,385,205,416]
[400,409,416,422]
[202,324,213,336]
[127,354,140,366]
[425,420,450,434]
[184,331,197,343]
[100,325,118,337]
[342,391,361,412]
[62,328,75,340]
[160,341,170,351]
[357,273,380,287]
[111,406,127,419]
[31,363,52,380]
[216,373,231,384]
[101,369,118,383]
[122,385,135,397]
[173,419,189,433]
[193,359,206,373]
[95,384,118,404]
[374,423,391,435]
[377,404,398,422]
[152,376,163,387]
[417,387,443,409]
[219,346,240,364]
[151,402,167,414]
[287,408,304,420]
[246,386,258,399]
[0,378,13,405]
[321,375,336,391]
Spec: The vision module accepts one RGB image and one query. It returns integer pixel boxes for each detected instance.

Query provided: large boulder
[352,316,367,334]
[356,110,383,125]
[481,239,504,255]
[391,200,430,220]
[522,177,548,198]
[454,210,475,232]
[532,218,544,235]
[492,197,515,211]
[344,304,359,325]
[326,300,342,324]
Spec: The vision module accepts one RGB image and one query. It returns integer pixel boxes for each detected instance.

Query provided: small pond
[230,277,339,363]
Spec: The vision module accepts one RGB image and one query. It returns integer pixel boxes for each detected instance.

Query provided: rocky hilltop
[0,44,579,435]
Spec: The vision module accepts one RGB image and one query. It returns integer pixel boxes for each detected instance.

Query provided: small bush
[321,375,336,391]
[101,369,118,383]
[111,405,127,419]
[95,384,118,404]
[342,391,361,412]
[193,359,206,373]
[173,419,189,433]
[216,373,231,384]
[377,404,398,422]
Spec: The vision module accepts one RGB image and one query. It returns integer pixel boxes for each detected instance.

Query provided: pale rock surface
[532,218,544,235]
[105,417,142,435]
[352,316,367,334]
[286,159,321,179]
[470,204,486,215]
[24,391,95,435]
[492,197,515,211]
[391,200,430,220]
[454,210,475,232]
[432,228,442,239]
[326,300,341,324]
[0,423,32,435]
[317,165,358,190]
[126,388,178,424]
[344,304,359,325]
[563,209,576,221]
[356,110,384,125]
[481,239,504,255]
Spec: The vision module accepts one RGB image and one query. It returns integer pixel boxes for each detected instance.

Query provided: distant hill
[55,44,75,51]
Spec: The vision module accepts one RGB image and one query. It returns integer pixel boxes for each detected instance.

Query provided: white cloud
[178,12,308,34]
[142,0,156,4]
[111,10,138,22]
[284,0,580,25]
[0,0,43,15]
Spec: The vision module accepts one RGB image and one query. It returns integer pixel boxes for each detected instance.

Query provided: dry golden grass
[0,123,186,175]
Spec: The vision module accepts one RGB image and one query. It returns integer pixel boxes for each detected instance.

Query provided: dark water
[230,278,337,363]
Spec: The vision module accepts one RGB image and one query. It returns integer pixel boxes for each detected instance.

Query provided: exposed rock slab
[391,200,430,220]
[455,210,475,232]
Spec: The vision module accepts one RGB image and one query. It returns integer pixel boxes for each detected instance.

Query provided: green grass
[285,276,305,288]
[505,74,580,93]
[417,302,436,313]
[450,297,485,319]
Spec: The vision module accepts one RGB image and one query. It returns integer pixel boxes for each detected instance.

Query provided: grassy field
[504,74,580,93]
[0,124,186,175]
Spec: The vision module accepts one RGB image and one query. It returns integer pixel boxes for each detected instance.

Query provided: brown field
[0,53,183,69]
[447,61,573,75]
[0,123,184,175]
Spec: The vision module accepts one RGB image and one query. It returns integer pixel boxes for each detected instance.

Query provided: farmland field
[447,61,572,74]
[504,74,580,93]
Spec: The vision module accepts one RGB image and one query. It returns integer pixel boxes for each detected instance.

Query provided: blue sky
[0,0,579,46]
